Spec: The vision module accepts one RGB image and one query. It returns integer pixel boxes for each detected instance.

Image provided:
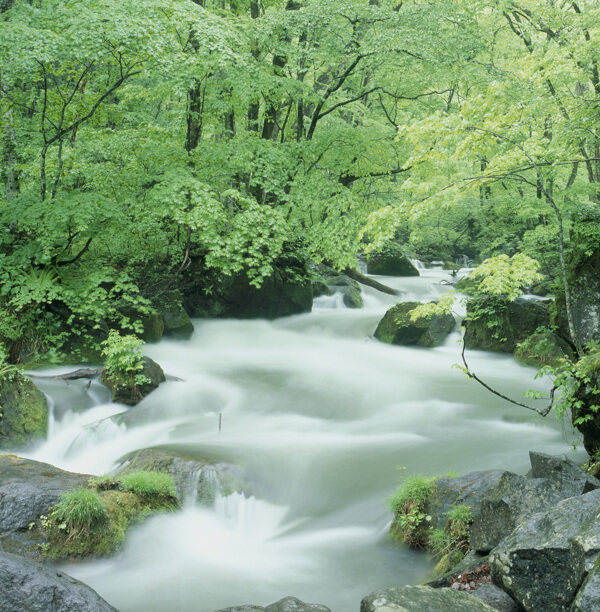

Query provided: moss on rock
[0,371,48,449]
[366,242,419,276]
[515,330,574,368]
[375,302,455,347]
[40,472,178,560]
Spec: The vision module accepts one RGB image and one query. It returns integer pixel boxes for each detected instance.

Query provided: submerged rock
[464,296,549,352]
[374,301,455,347]
[216,597,330,612]
[0,371,48,449]
[326,274,363,308]
[366,242,419,276]
[113,447,244,505]
[0,454,90,557]
[490,488,600,612]
[0,551,117,612]
[361,586,496,611]
[101,356,165,406]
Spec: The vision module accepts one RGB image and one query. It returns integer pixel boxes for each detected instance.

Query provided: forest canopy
[1,0,599,363]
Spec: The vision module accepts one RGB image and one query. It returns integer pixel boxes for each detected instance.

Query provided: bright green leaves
[469,254,542,300]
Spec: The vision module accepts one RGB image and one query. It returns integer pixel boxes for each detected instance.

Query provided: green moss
[428,549,465,581]
[0,370,48,449]
[515,329,574,368]
[120,471,177,501]
[39,472,178,559]
[389,475,436,548]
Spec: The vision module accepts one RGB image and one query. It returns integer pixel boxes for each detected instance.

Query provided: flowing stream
[23,268,578,611]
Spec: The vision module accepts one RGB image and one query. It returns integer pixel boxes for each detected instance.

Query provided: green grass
[51,488,107,532]
[120,471,177,501]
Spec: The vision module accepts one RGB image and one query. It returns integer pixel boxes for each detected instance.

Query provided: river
[24,268,577,611]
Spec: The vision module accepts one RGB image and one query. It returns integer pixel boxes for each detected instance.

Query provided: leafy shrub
[51,488,107,535]
[120,471,177,501]
[101,330,149,389]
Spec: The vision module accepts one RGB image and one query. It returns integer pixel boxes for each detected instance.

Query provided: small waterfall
[313,292,347,310]
[45,393,57,438]
[184,464,225,507]
[410,258,425,269]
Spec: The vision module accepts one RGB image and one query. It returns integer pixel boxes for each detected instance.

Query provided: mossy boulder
[366,242,419,276]
[0,371,48,449]
[113,447,245,505]
[100,356,165,405]
[182,253,313,319]
[140,313,164,343]
[375,301,455,347]
[514,329,574,368]
[464,296,549,353]
[162,304,194,339]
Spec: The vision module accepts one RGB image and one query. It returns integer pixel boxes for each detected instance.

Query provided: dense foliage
[1,0,599,368]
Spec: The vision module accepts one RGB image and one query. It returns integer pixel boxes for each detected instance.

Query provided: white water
[23,269,578,612]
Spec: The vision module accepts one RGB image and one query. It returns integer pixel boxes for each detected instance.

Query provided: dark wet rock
[163,304,194,339]
[361,586,496,611]
[366,242,419,276]
[0,455,90,557]
[183,254,312,320]
[101,356,165,405]
[426,471,505,531]
[215,598,331,612]
[464,296,549,353]
[572,563,600,612]
[469,584,519,612]
[470,471,575,552]
[0,371,48,450]
[490,489,600,612]
[514,329,574,368]
[0,551,117,611]
[114,447,244,505]
[326,274,363,308]
[529,451,600,496]
[571,360,600,457]
[374,301,455,348]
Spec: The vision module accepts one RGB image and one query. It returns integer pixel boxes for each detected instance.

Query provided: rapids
[23,268,577,611]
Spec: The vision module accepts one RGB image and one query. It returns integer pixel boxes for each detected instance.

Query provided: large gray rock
[0,454,90,556]
[114,447,244,505]
[366,242,420,276]
[470,471,575,552]
[374,301,455,348]
[425,470,505,530]
[101,356,165,406]
[490,489,600,612]
[572,563,600,612]
[361,586,496,611]
[529,451,600,496]
[0,551,116,611]
[0,371,48,450]
[215,598,330,612]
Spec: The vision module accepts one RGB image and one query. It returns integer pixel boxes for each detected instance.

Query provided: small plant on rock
[101,330,150,400]
[389,475,435,548]
[51,488,108,537]
[120,471,177,505]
